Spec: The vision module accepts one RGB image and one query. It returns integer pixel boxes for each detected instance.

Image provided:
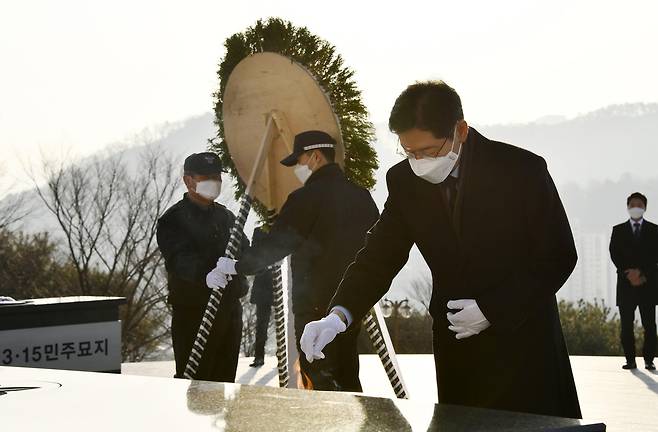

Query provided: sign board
[0,321,121,372]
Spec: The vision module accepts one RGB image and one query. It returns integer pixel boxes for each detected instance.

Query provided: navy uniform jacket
[157,194,249,307]
[236,163,380,316]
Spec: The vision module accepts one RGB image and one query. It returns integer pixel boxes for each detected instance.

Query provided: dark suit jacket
[329,128,581,418]
[609,219,658,306]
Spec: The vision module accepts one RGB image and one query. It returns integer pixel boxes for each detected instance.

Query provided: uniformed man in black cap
[157,152,249,382]
[209,130,379,392]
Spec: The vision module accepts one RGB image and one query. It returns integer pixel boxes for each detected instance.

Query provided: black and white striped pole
[182,195,252,379]
[265,210,289,388]
[182,112,406,396]
[268,264,289,387]
[183,117,280,381]
[363,303,409,399]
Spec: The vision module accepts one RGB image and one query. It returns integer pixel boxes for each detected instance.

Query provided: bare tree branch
[33,141,180,361]
[406,273,432,312]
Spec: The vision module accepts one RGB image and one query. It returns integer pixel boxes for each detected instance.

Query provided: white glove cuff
[323,313,347,334]
[219,258,236,274]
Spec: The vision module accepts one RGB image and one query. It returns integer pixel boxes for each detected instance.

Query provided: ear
[312,149,321,163]
[457,120,469,143]
[183,175,195,190]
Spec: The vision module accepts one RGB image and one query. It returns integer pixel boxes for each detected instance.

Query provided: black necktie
[634,222,641,239]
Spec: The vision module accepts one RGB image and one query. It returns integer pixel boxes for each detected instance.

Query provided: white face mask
[408,127,461,184]
[195,180,222,201]
[628,207,645,220]
[293,153,317,184]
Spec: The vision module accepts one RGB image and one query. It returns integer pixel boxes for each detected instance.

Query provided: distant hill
[477,103,658,235]
[10,113,218,234]
[478,103,658,185]
[6,103,658,305]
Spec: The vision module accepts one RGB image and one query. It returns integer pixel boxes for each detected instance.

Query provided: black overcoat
[330,128,582,418]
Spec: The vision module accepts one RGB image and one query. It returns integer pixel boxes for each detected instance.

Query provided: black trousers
[171,299,242,382]
[619,302,657,363]
[294,312,362,392]
[253,302,271,359]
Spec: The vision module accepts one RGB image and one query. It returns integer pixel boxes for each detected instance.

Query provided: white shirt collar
[630,218,644,227]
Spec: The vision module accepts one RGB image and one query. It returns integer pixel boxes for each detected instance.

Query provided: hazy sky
[2,0,658,192]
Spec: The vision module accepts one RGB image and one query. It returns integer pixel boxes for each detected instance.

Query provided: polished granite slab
[1,366,604,431]
[0,296,126,330]
[123,355,658,432]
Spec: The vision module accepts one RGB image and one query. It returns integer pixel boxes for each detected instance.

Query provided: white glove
[299,313,346,363]
[216,257,238,275]
[206,267,230,290]
[446,299,491,340]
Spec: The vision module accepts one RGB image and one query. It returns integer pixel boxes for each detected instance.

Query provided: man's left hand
[625,269,645,287]
[447,299,491,340]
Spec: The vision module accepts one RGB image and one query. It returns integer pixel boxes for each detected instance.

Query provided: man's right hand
[299,313,346,363]
[206,267,231,290]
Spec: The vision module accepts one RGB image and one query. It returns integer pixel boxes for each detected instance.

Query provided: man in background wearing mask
[211,130,379,392]
[610,192,658,371]
[301,81,582,419]
[157,152,249,382]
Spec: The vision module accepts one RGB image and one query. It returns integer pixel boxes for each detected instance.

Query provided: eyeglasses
[400,136,450,160]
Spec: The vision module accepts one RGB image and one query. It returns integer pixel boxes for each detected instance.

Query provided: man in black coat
[211,130,380,392]
[609,192,658,370]
[249,226,274,368]
[156,152,249,382]
[300,81,582,419]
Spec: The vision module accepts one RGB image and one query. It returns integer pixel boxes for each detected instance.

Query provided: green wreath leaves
[210,18,378,218]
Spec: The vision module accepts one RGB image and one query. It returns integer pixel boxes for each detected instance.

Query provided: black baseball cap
[184,152,223,175]
[280,130,337,167]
